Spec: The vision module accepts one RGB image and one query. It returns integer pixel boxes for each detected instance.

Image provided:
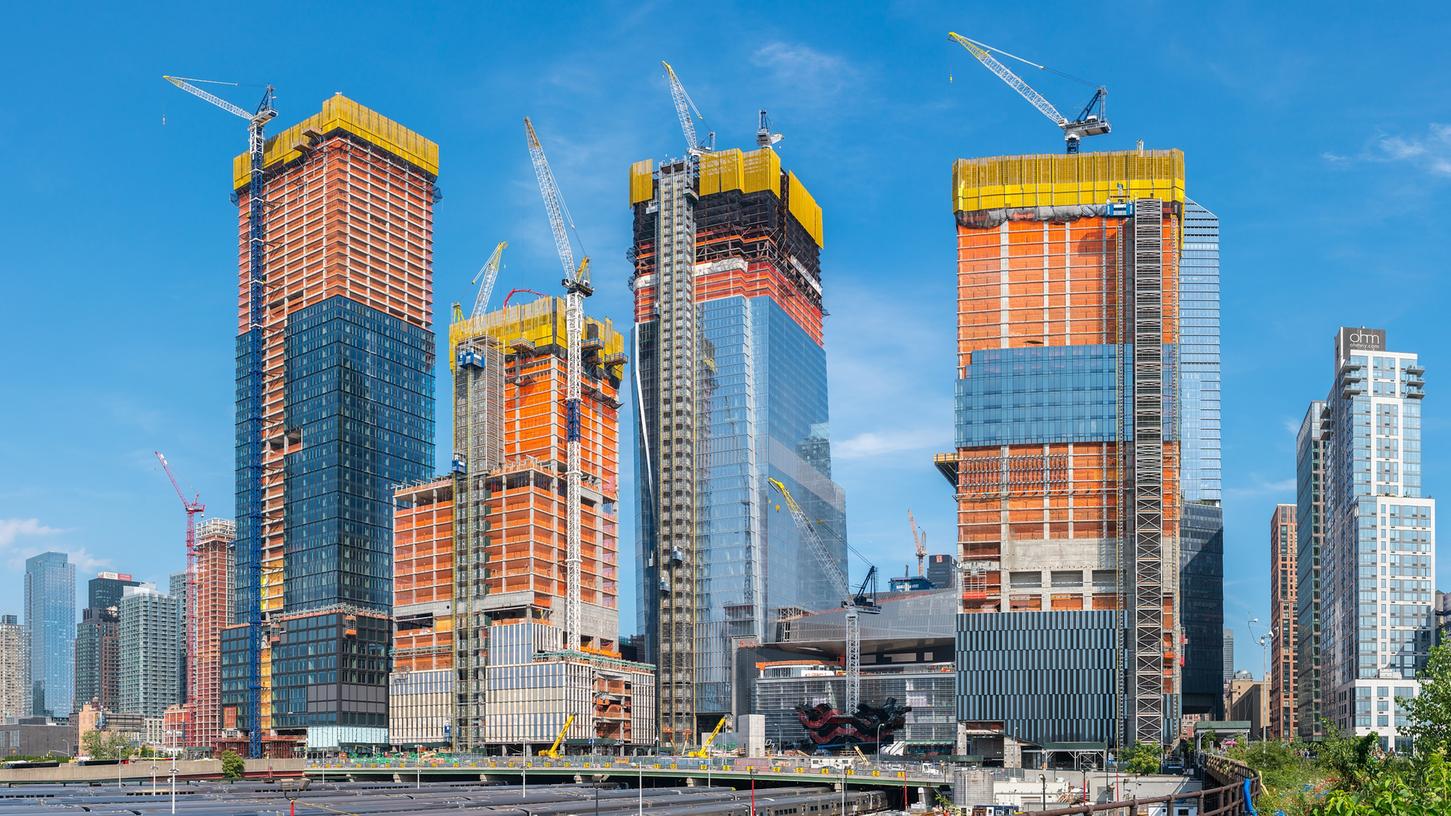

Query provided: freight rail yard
[0,782,889,816]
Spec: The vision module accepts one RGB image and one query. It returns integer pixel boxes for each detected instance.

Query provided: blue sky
[2,1,1449,679]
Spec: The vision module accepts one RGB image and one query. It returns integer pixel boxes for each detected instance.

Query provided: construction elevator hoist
[523,116,591,653]
[163,74,275,759]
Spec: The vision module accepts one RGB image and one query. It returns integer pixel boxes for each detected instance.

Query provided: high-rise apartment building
[942,151,1199,752]
[189,519,234,752]
[390,478,454,747]
[74,572,141,712]
[1224,628,1235,688]
[1269,504,1297,739]
[169,571,187,706]
[450,297,654,752]
[1304,328,1434,752]
[629,141,845,746]
[221,95,438,753]
[25,552,74,718]
[119,586,181,718]
[1295,401,1327,739]
[0,615,28,720]
[1179,201,1225,718]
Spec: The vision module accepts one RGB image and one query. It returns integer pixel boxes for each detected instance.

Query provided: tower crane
[163,74,275,759]
[947,33,1109,154]
[908,509,926,577]
[524,116,592,653]
[470,241,508,318]
[768,478,879,714]
[661,61,714,155]
[155,451,204,734]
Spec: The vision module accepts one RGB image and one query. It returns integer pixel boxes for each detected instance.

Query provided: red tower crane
[155,450,203,746]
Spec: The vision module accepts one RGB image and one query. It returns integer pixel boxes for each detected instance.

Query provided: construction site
[188,518,236,752]
[390,477,456,747]
[140,28,1228,767]
[940,147,1191,757]
[447,289,652,752]
[631,64,848,753]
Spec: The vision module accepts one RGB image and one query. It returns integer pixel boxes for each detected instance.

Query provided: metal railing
[1036,756,1259,816]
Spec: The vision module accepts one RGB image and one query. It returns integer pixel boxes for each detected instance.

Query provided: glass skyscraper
[24,552,75,718]
[1308,328,1434,752]
[945,151,1217,749]
[221,96,438,753]
[630,145,846,745]
[1179,200,1225,717]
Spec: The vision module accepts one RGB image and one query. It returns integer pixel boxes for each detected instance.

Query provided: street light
[1039,773,1048,810]
[169,754,177,815]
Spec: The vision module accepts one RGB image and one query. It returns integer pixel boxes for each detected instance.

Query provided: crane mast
[155,451,204,745]
[768,478,874,714]
[470,241,508,318]
[908,509,926,577]
[524,117,591,653]
[947,32,1109,153]
[163,74,275,759]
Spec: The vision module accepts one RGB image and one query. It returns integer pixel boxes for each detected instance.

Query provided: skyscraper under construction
[450,296,654,753]
[943,150,1214,753]
[630,136,846,747]
[221,95,438,753]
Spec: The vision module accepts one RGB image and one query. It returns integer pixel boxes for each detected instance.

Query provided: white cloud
[0,518,62,548]
[1281,417,1300,436]
[835,428,947,461]
[1324,123,1451,176]
[0,517,109,574]
[750,41,861,111]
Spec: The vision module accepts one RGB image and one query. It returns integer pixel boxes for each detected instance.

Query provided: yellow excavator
[541,714,575,759]
[687,716,729,758]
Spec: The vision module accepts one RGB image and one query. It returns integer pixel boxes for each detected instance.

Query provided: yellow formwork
[741,146,781,196]
[629,144,822,246]
[233,94,440,190]
[629,159,654,205]
[448,295,625,371]
[786,171,824,248]
[951,149,1186,213]
[698,149,743,197]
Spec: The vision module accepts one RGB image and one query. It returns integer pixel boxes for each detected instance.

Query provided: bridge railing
[1035,756,1260,816]
[307,755,941,783]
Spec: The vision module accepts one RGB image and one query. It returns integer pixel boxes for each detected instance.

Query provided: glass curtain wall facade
[945,151,1194,748]
[269,297,434,743]
[629,146,845,745]
[24,552,74,718]
[222,96,438,753]
[1314,329,1434,752]
[1179,201,1225,717]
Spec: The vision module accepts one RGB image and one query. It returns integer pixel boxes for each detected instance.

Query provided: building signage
[1336,327,1387,365]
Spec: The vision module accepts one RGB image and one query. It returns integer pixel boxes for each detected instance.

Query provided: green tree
[1121,742,1162,775]
[81,730,135,760]
[1315,749,1451,815]
[1401,642,1451,754]
[220,750,245,780]
[1316,729,1383,791]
